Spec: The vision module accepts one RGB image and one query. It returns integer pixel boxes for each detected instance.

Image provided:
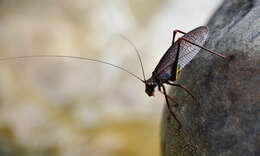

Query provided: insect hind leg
[178,37,227,59]
[172,30,187,44]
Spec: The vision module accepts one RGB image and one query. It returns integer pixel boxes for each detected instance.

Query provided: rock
[161,0,260,156]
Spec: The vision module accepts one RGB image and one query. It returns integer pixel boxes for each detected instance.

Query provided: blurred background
[0,0,223,156]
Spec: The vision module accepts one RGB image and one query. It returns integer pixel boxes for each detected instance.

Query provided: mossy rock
[161,0,260,156]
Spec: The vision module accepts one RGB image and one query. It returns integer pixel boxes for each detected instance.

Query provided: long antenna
[0,55,144,82]
[117,35,146,81]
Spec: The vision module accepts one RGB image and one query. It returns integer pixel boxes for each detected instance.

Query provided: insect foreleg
[158,85,162,92]
[160,84,182,131]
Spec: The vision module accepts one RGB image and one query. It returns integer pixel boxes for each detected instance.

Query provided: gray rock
[161,0,260,156]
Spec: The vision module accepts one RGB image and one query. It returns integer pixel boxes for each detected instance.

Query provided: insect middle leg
[165,82,198,104]
[160,84,182,131]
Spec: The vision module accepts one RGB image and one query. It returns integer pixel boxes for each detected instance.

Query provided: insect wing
[151,26,209,79]
[178,26,209,70]
[152,45,178,79]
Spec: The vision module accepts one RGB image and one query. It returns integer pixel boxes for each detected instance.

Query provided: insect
[0,26,226,131]
[144,26,226,130]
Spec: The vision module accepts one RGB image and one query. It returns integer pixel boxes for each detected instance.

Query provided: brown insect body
[145,26,209,97]
[144,26,227,130]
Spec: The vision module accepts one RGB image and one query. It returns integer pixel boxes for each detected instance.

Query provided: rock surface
[161,0,260,156]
